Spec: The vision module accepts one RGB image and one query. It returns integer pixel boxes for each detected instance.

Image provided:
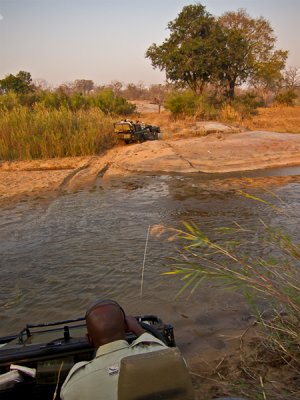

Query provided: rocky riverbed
[1,129,300,205]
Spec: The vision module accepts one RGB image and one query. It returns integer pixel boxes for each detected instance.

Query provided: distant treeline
[0,72,136,115]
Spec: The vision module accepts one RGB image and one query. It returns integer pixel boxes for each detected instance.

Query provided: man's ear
[86,333,94,346]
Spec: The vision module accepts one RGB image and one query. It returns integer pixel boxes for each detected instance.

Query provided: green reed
[152,191,300,398]
[0,105,117,160]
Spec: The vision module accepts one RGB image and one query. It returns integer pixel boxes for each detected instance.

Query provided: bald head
[86,303,126,348]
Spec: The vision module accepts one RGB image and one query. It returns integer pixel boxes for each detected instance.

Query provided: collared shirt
[60,333,166,400]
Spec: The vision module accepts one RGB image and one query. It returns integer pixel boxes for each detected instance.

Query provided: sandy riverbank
[1,129,300,205]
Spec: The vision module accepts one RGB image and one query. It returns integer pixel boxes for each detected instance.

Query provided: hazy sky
[0,0,299,87]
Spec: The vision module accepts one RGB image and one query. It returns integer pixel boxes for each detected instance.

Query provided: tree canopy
[0,71,33,94]
[146,4,288,98]
[219,9,288,95]
[146,4,220,94]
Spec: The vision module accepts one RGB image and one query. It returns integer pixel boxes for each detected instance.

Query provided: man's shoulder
[131,332,167,348]
[60,361,91,399]
[62,361,90,386]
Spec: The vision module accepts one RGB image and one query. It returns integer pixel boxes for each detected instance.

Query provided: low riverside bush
[165,90,260,122]
[220,93,260,123]
[275,90,298,106]
[164,91,218,120]
[164,91,200,118]
[0,106,117,160]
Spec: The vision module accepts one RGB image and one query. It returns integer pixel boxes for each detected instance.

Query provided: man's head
[85,299,127,349]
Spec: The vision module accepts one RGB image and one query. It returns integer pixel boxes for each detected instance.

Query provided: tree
[146,4,222,94]
[216,27,252,98]
[146,5,288,99]
[34,78,51,91]
[0,70,33,94]
[282,67,300,90]
[108,80,123,97]
[122,82,145,100]
[219,9,288,97]
[148,84,168,113]
[73,79,94,94]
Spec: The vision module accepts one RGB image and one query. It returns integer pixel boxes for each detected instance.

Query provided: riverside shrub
[165,91,217,119]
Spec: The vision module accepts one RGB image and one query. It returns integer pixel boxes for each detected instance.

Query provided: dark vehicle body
[0,315,175,400]
[114,121,160,144]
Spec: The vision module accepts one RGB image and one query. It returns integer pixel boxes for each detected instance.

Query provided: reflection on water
[0,172,299,358]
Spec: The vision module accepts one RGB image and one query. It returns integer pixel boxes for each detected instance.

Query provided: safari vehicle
[0,315,176,399]
[114,120,160,144]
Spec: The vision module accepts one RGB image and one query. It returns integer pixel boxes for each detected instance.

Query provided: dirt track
[1,130,300,204]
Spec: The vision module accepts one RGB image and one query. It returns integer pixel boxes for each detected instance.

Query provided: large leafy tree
[146,4,223,94]
[0,71,33,94]
[219,9,288,96]
[146,5,288,99]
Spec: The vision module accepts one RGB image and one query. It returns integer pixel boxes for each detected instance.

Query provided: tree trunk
[228,79,235,99]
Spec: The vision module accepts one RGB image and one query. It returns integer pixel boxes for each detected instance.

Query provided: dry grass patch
[136,111,208,139]
[136,106,300,138]
[241,106,300,133]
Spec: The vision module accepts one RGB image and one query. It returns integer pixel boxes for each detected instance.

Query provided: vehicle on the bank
[0,315,177,399]
[114,120,160,144]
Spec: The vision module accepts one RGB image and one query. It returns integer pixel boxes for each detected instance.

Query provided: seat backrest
[118,347,195,400]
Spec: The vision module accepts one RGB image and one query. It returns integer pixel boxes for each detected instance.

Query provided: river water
[0,168,300,360]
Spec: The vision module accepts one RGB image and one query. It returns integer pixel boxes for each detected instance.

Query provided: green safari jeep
[114,120,160,144]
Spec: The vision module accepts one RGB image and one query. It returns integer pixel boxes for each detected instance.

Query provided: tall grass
[0,105,117,160]
[152,192,300,397]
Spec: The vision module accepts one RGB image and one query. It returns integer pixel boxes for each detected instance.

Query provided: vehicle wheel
[124,139,130,144]
[144,129,154,141]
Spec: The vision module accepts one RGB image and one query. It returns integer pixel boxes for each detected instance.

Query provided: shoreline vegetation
[0,104,299,162]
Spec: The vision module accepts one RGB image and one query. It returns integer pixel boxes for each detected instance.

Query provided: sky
[0,0,299,88]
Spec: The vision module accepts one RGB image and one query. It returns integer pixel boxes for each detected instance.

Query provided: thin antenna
[140,225,150,298]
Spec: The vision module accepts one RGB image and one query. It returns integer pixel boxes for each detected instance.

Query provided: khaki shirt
[60,333,166,400]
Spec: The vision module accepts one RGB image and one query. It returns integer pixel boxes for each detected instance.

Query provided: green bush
[164,91,199,117]
[275,90,298,106]
[0,92,20,110]
[219,93,260,123]
[165,91,217,119]
[0,88,136,116]
[91,89,136,115]
[39,91,64,110]
[232,93,260,117]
